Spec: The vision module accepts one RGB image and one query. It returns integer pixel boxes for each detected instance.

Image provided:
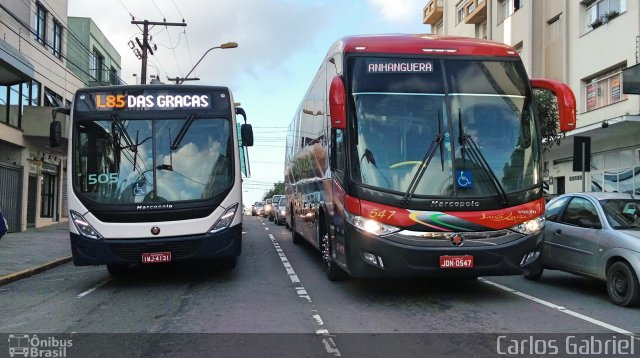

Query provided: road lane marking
[480,278,638,337]
[268,233,341,357]
[77,278,111,298]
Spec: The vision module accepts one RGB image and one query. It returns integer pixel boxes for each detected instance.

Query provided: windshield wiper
[111,114,136,152]
[458,110,509,205]
[171,113,196,150]
[400,112,445,207]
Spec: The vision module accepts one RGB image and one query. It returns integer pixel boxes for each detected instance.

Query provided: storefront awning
[0,39,35,85]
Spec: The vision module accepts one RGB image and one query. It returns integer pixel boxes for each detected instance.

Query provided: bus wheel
[320,220,346,281]
[107,264,129,277]
[291,212,302,245]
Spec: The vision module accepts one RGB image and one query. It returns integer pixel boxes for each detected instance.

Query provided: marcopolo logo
[8,334,72,358]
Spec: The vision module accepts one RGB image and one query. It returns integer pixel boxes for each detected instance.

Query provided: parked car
[263,199,273,219]
[274,197,287,226]
[269,195,284,221]
[525,192,640,307]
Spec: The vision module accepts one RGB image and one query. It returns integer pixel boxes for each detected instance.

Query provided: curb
[0,256,73,286]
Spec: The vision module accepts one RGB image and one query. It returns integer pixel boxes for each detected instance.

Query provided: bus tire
[319,217,347,281]
[107,264,129,277]
[291,212,302,245]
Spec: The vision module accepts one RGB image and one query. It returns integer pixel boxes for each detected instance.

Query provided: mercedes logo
[151,226,160,235]
[450,233,464,246]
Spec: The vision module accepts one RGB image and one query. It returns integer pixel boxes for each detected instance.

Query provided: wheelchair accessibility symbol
[456,170,473,188]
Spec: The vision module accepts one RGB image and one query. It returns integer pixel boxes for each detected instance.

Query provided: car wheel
[606,261,640,307]
[107,264,129,277]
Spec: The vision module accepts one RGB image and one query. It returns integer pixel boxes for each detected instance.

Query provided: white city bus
[51,85,253,275]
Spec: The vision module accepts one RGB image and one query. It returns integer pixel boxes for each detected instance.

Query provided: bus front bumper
[70,225,242,266]
[343,227,543,278]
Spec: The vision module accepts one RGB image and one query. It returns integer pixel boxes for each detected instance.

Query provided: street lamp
[179,42,238,84]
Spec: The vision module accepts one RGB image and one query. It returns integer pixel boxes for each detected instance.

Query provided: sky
[67,0,430,207]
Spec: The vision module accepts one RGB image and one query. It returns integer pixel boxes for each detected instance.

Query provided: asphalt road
[0,216,638,357]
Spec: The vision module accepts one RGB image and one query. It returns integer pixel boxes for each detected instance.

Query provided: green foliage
[533,89,564,152]
[263,182,285,200]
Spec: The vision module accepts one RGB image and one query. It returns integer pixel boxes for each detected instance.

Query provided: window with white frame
[585,0,626,31]
[584,67,626,112]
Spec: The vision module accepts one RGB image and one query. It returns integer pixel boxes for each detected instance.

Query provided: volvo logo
[450,233,464,246]
[151,226,161,235]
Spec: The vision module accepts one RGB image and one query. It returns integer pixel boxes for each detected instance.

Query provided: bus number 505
[88,173,118,185]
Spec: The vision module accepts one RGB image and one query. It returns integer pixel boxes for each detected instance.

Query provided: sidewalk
[0,222,72,285]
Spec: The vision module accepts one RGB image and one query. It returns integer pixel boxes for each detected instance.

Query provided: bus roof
[75,84,230,94]
[335,34,519,58]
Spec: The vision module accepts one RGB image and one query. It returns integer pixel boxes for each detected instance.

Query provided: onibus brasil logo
[8,334,72,358]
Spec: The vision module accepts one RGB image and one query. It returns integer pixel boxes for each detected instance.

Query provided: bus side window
[331,128,345,182]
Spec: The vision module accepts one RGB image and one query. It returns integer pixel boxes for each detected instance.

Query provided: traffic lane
[266,222,621,334]
[487,271,640,332]
[0,218,312,333]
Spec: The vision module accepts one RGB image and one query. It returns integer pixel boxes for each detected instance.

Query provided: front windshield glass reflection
[73,117,232,204]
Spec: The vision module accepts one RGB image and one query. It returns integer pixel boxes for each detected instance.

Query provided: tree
[263,182,285,200]
[534,88,564,152]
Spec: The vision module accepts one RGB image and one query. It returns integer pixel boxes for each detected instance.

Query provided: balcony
[464,0,487,24]
[423,0,444,25]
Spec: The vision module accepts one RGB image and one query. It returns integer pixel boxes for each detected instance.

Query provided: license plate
[142,252,172,263]
[440,255,473,268]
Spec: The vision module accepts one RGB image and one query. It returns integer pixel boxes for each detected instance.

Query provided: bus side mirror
[531,79,576,132]
[50,121,62,147]
[50,107,69,147]
[241,124,254,147]
[329,76,346,129]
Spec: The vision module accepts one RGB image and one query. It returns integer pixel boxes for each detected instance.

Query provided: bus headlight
[510,216,545,235]
[70,210,103,240]
[209,203,239,234]
[344,211,400,236]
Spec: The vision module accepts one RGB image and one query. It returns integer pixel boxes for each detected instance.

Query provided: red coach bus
[284,35,575,280]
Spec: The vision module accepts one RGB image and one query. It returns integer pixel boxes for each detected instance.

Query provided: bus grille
[107,240,203,261]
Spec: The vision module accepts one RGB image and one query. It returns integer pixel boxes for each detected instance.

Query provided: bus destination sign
[78,93,213,111]
[366,60,433,74]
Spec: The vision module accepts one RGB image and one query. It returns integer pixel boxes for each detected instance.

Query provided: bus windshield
[349,56,539,198]
[73,115,232,204]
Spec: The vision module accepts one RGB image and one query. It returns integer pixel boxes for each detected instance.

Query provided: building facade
[0,1,120,232]
[423,0,640,195]
[67,17,121,87]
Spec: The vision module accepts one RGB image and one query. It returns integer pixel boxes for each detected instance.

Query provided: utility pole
[131,19,186,84]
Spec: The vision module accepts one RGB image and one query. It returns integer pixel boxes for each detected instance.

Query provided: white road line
[265,227,269,231]
[480,278,637,336]
[268,233,341,357]
[77,278,111,298]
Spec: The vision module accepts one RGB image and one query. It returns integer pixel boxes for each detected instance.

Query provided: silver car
[525,192,640,307]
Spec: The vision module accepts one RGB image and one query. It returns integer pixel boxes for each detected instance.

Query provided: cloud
[367,0,424,25]
[68,0,333,87]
